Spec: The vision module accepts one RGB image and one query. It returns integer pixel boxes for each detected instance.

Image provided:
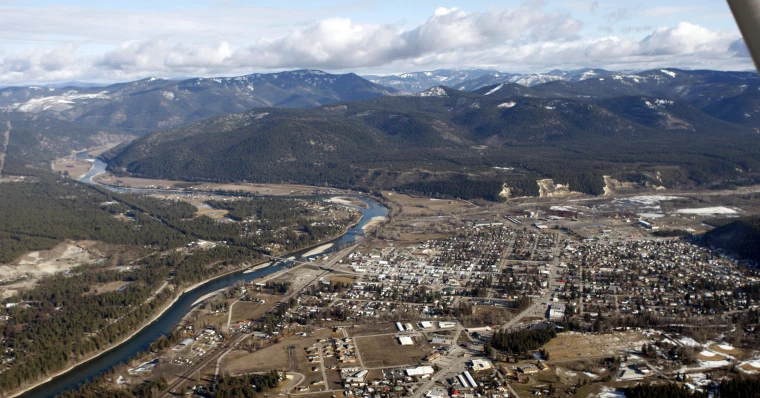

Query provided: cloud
[637,6,697,18]
[639,22,736,56]
[93,2,583,72]
[0,3,752,85]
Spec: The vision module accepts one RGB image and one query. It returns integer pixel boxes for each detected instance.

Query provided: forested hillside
[0,113,134,168]
[105,86,760,200]
[703,216,760,262]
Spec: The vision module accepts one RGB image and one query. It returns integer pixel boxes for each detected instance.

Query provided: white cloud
[0,3,752,85]
[639,22,736,56]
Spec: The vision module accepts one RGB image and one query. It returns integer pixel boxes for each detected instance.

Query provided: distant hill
[105,85,760,200]
[0,70,398,133]
[365,68,615,92]
[704,217,760,262]
[0,112,134,173]
[703,91,760,126]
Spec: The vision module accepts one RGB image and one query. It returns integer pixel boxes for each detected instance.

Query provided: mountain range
[0,70,397,133]
[3,67,760,200]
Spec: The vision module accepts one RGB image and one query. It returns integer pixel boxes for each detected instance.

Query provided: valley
[1,66,760,398]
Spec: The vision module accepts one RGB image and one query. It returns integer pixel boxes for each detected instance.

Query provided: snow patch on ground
[685,360,732,371]
[616,195,681,206]
[661,69,677,78]
[545,106,555,110]
[699,350,715,357]
[9,91,110,113]
[484,84,504,95]
[550,206,576,212]
[594,386,626,398]
[656,99,674,106]
[162,91,175,100]
[718,344,734,351]
[497,101,516,108]
[676,207,737,215]
[679,336,701,347]
[612,195,681,218]
[417,86,447,97]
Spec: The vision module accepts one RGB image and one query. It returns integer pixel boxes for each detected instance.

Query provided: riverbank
[7,257,271,398]
[327,196,369,209]
[362,216,387,231]
[10,206,367,397]
[9,162,384,397]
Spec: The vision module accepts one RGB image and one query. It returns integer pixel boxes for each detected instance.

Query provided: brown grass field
[347,323,399,337]
[382,191,474,215]
[52,159,93,179]
[542,331,649,361]
[355,334,429,367]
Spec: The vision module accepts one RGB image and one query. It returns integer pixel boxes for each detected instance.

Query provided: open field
[709,344,747,359]
[398,232,450,243]
[697,350,728,361]
[543,331,649,361]
[382,191,474,215]
[94,173,193,189]
[222,328,338,383]
[195,204,229,219]
[93,172,340,196]
[51,158,93,180]
[347,323,399,337]
[223,343,291,374]
[355,334,429,368]
[229,295,279,321]
[328,275,357,285]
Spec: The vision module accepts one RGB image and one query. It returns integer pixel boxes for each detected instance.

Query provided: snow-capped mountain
[0,70,398,133]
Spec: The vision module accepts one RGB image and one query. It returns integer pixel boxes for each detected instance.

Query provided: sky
[0,0,752,85]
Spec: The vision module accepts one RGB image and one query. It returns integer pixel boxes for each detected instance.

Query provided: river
[19,154,387,398]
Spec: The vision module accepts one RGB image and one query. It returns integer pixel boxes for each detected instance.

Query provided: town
[104,190,760,398]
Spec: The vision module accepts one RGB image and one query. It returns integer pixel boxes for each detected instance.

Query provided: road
[409,325,466,398]
[226,298,242,331]
[0,121,10,177]
[317,343,329,389]
[501,231,561,331]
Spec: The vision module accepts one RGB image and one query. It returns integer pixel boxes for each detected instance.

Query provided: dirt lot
[543,331,649,361]
[0,240,106,297]
[355,334,430,368]
[383,191,475,216]
[84,281,131,295]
